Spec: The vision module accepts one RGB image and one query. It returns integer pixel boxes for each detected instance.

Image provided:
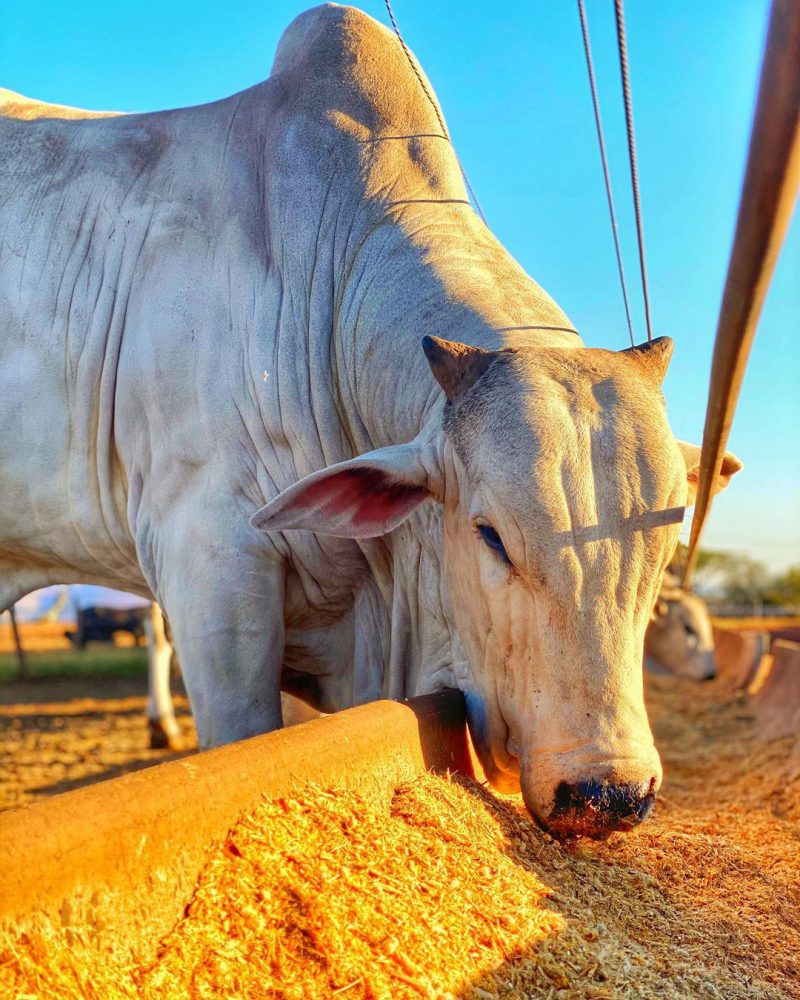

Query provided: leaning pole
[683,0,800,585]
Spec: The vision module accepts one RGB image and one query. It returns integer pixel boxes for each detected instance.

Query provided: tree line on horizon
[672,544,800,610]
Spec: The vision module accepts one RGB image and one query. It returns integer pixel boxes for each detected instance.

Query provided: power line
[614,0,654,342]
[576,0,636,347]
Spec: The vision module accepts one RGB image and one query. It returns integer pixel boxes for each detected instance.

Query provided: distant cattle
[65,605,148,650]
[645,572,716,681]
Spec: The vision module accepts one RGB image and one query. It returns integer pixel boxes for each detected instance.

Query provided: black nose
[548,778,657,839]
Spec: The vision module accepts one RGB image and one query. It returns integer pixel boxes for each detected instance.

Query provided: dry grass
[3,675,799,999]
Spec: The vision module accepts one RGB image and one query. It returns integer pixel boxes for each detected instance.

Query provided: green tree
[671,543,799,609]
[763,566,800,606]
[672,544,768,604]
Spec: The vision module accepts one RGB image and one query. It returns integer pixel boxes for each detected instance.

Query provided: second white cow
[645,572,716,681]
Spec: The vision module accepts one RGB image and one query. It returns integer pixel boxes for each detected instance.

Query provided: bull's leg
[145,603,184,750]
[155,525,286,749]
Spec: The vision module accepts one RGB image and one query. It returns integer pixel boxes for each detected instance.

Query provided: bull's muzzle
[519,743,662,839]
[545,777,657,839]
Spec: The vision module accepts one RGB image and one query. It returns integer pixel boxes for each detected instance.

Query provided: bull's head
[252,336,741,838]
[645,575,716,681]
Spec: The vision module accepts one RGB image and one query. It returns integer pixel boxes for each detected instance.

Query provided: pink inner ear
[300,467,428,531]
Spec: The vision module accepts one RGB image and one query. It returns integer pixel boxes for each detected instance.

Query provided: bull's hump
[271,4,445,139]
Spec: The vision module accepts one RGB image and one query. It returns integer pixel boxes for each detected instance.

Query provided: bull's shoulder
[270,4,443,139]
[0,88,121,121]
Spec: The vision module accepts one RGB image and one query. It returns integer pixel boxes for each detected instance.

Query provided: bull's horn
[621,336,674,384]
[421,336,497,403]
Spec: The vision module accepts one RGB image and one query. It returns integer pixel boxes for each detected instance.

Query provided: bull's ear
[651,598,670,622]
[677,441,743,506]
[422,335,498,402]
[250,442,433,538]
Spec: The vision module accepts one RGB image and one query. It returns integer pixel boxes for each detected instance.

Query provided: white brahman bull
[0,5,741,836]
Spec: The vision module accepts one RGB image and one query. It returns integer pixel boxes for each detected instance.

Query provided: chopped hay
[3,676,799,999]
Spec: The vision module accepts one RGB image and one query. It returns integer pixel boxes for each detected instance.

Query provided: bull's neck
[338,202,581,451]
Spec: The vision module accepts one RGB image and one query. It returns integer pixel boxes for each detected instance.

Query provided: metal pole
[8,606,29,681]
[683,0,800,586]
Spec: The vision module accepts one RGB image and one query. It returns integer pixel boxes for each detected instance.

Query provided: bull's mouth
[481,741,521,794]
[498,734,661,840]
[467,702,660,839]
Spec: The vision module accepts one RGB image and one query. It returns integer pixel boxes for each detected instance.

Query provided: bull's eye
[476,521,512,566]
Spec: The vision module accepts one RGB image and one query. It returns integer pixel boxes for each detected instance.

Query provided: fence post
[8,606,29,681]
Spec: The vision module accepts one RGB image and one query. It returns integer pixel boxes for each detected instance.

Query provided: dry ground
[0,664,196,811]
[2,669,799,998]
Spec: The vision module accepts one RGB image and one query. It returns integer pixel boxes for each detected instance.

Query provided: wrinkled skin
[645,573,716,681]
[145,602,321,749]
[0,5,742,838]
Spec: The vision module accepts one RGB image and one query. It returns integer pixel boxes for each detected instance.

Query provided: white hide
[645,573,716,681]
[0,6,741,835]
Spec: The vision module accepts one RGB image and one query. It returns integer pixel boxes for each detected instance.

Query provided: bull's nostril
[555,779,641,818]
[553,780,583,815]
[550,778,656,837]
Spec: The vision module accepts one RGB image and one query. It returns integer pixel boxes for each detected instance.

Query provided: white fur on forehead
[442,351,525,460]
[444,347,670,471]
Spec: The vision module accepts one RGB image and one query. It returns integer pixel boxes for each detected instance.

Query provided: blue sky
[3,1,797,571]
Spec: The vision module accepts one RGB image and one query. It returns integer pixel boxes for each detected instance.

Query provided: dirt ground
[0,675,197,811]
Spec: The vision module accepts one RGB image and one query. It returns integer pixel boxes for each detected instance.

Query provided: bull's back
[0,88,120,121]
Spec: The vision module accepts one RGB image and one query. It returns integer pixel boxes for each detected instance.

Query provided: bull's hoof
[148,718,185,752]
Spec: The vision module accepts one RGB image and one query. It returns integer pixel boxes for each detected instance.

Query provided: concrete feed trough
[0,691,471,946]
[711,623,768,688]
[754,639,800,740]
